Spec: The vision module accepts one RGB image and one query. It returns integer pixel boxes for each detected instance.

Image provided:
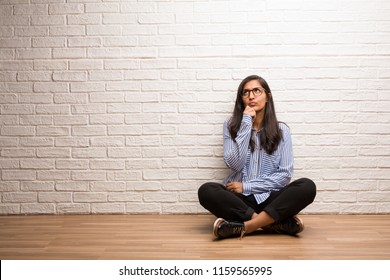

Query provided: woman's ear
[267,92,272,102]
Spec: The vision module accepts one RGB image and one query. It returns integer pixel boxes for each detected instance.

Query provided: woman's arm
[223,115,252,172]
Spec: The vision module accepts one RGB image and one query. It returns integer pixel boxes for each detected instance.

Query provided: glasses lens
[254,88,262,95]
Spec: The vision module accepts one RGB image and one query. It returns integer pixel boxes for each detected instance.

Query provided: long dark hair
[228,75,282,154]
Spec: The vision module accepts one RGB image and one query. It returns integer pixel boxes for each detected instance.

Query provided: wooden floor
[0,214,389,260]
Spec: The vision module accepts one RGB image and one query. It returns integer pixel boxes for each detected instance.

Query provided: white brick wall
[1,0,390,215]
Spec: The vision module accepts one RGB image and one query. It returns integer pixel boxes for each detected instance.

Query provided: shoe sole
[213,218,225,238]
[293,216,304,234]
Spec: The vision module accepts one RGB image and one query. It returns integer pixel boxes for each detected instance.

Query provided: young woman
[198,75,316,239]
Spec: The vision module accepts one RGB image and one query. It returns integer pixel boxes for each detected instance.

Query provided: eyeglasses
[241,87,265,98]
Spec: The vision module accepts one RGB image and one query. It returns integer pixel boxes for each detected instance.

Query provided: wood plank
[0,215,389,260]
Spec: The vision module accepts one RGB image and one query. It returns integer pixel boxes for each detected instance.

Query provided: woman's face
[242,79,268,113]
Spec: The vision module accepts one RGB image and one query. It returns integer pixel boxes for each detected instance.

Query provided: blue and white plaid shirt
[222,114,294,204]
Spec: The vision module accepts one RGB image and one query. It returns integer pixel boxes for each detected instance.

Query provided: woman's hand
[226,182,243,194]
[243,105,256,121]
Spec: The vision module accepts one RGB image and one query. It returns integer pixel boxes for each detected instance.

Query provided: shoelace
[268,220,297,233]
[217,221,246,239]
[268,223,285,233]
[240,229,245,239]
[231,226,245,239]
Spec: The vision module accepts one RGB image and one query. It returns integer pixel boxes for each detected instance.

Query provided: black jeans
[198,178,316,223]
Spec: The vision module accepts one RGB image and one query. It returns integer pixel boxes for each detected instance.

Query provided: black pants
[198,178,316,223]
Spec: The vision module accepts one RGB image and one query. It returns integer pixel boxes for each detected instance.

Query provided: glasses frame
[241,87,265,98]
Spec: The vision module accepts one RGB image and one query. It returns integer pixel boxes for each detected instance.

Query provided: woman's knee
[198,182,221,203]
[299,178,317,202]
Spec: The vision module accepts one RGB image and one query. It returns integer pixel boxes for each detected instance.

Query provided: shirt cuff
[242,182,251,195]
[242,114,253,125]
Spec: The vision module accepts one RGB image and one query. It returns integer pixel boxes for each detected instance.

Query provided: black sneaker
[263,216,304,235]
[213,218,245,239]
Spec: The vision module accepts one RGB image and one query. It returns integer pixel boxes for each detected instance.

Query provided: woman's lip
[249,103,256,107]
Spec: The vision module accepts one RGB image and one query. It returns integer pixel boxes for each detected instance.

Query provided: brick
[143,169,178,180]
[104,36,137,47]
[52,48,86,58]
[90,136,124,147]
[0,205,20,215]
[20,159,54,169]
[20,93,52,104]
[108,192,142,202]
[86,3,119,13]
[57,204,90,214]
[36,126,69,136]
[108,147,142,158]
[0,115,18,125]
[163,204,198,214]
[1,126,35,136]
[89,70,122,81]
[87,25,121,36]
[108,125,142,136]
[125,159,161,170]
[92,203,125,214]
[36,105,70,115]
[2,171,36,181]
[49,4,84,15]
[53,71,87,82]
[15,26,48,37]
[55,137,89,147]
[103,14,137,24]
[37,170,70,181]
[1,104,34,115]
[70,82,105,93]
[90,114,124,124]
[69,59,103,70]
[105,60,139,70]
[72,171,106,181]
[36,148,70,158]
[2,82,33,93]
[22,182,54,192]
[67,14,102,25]
[90,160,125,170]
[56,182,89,192]
[56,159,89,170]
[72,148,106,158]
[125,203,161,214]
[126,136,160,147]
[1,148,35,158]
[91,182,126,192]
[21,204,55,214]
[0,61,33,71]
[32,37,66,48]
[142,147,177,158]
[121,3,156,13]
[34,82,68,93]
[34,60,67,70]
[0,93,18,103]
[72,126,106,136]
[143,192,177,203]
[31,15,65,26]
[124,70,159,80]
[11,3,42,15]
[39,192,72,203]
[126,181,161,191]
[74,192,107,203]
[0,159,19,169]
[107,103,141,113]
[54,93,88,104]
[0,38,31,48]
